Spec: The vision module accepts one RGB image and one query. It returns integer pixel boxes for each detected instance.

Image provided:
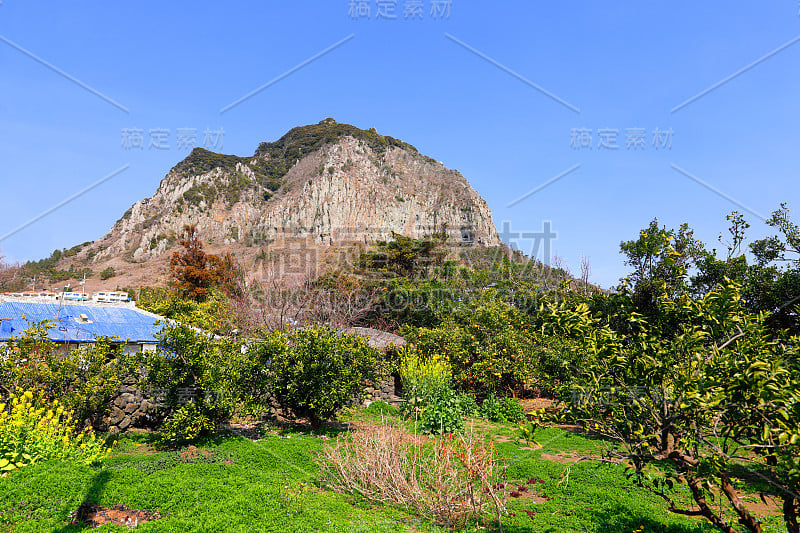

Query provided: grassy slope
[0,412,787,532]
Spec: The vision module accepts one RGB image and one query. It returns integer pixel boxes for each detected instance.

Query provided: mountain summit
[66,119,500,285]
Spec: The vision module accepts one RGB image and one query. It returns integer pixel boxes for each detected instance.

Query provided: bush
[402,297,540,397]
[479,393,504,422]
[137,288,237,336]
[497,397,526,423]
[0,390,108,472]
[99,266,116,280]
[364,400,398,416]
[137,324,261,426]
[454,391,480,418]
[397,348,452,406]
[159,401,215,447]
[479,394,525,424]
[268,326,381,428]
[398,349,465,434]
[0,325,126,430]
[318,423,506,529]
[417,389,465,435]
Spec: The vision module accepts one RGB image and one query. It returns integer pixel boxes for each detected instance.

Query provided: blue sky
[0,1,798,288]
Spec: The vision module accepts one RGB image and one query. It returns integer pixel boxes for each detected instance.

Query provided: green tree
[99,266,116,280]
[0,322,128,430]
[359,232,448,279]
[267,326,381,429]
[557,281,800,533]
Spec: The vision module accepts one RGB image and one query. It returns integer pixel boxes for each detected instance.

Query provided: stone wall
[107,375,162,433]
[363,373,402,406]
[108,372,402,432]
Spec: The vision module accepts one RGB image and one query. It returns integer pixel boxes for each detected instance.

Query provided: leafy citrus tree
[0,322,127,430]
[267,326,381,429]
[136,323,268,444]
[139,325,245,413]
[556,281,800,533]
[402,294,541,396]
[137,287,238,336]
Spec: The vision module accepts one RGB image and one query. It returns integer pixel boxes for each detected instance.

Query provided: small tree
[170,225,217,301]
[268,326,381,428]
[0,250,20,291]
[359,232,448,279]
[169,225,243,301]
[100,266,116,280]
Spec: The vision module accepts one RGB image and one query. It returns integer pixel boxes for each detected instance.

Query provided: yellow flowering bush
[398,348,465,434]
[0,389,109,472]
[398,348,452,401]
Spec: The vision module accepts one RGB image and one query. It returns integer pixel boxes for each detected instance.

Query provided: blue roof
[0,302,165,344]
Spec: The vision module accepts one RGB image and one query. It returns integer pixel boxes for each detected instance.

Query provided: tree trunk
[718,475,762,533]
[785,495,800,533]
[685,475,736,533]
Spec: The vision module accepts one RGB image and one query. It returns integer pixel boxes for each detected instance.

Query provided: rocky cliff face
[70,119,500,284]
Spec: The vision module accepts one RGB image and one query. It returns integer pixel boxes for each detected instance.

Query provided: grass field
[0,409,789,532]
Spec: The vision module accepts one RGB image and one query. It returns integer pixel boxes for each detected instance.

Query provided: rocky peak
[64,119,500,285]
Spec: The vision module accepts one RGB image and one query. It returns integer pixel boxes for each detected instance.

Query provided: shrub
[497,397,526,423]
[137,324,259,424]
[159,401,215,447]
[454,391,480,418]
[318,423,506,529]
[0,326,126,430]
[99,266,116,280]
[268,326,381,428]
[364,400,398,416]
[0,390,108,472]
[479,394,525,424]
[397,348,452,405]
[479,393,504,422]
[402,297,540,397]
[417,389,464,435]
[137,288,237,336]
[398,349,465,434]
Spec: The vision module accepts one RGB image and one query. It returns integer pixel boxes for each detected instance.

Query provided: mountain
[50,119,500,288]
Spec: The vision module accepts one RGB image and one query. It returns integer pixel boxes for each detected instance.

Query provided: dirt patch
[540,452,580,463]
[179,445,214,460]
[738,493,783,516]
[499,478,551,504]
[70,502,161,529]
[519,398,554,413]
[112,443,158,457]
[551,423,584,434]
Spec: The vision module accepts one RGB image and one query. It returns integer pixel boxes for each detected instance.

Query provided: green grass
[0,412,785,532]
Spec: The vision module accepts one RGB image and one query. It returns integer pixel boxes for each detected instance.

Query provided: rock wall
[108,373,402,432]
[108,375,162,433]
[363,374,402,406]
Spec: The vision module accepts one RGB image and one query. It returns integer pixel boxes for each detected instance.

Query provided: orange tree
[401,293,542,397]
[555,281,800,533]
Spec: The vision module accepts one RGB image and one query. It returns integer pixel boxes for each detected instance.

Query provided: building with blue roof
[0,298,167,353]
